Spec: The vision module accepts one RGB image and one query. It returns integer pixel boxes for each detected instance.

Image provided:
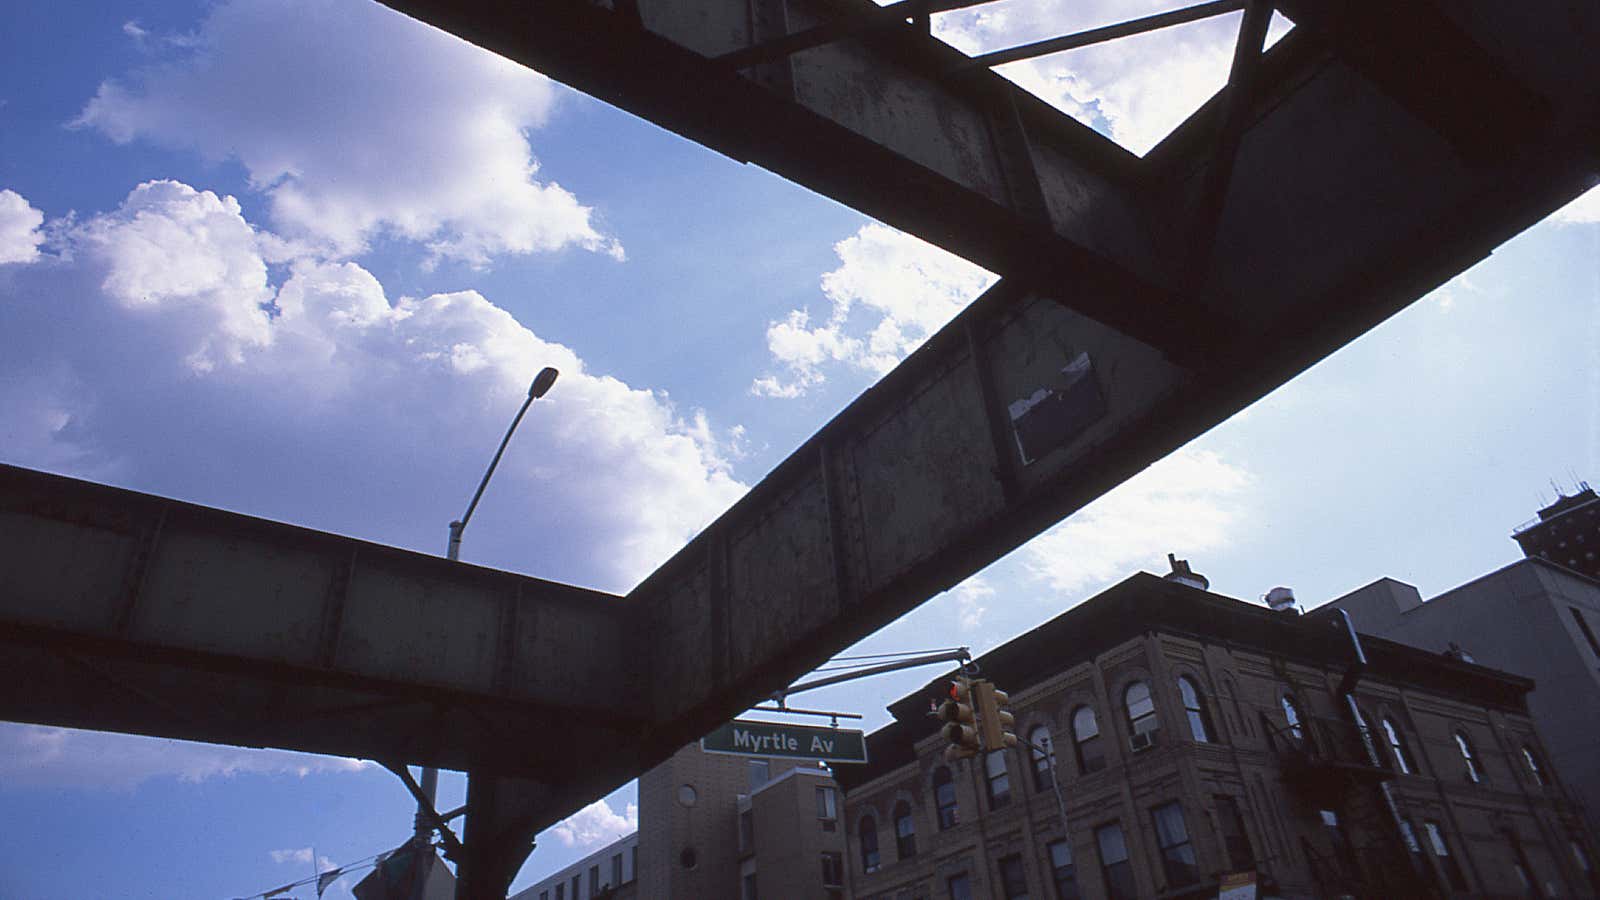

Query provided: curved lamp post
[415,366,559,852]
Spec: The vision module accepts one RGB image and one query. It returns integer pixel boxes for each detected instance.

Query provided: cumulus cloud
[951,577,995,631]
[1023,448,1253,594]
[0,179,745,590]
[269,847,337,872]
[751,223,996,396]
[75,0,621,266]
[0,189,45,265]
[1551,184,1600,225]
[932,1,1291,155]
[552,798,638,849]
[0,723,368,790]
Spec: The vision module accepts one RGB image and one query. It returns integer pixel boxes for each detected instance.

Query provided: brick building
[836,568,1598,899]
[515,742,849,900]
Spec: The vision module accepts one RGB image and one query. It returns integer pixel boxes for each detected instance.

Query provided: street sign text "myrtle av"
[700,719,868,764]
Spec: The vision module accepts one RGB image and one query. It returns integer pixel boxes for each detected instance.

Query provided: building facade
[837,571,1597,900]
[515,741,851,900]
[1512,485,1600,581]
[510,832,638,900]
[1328,557,1600,839]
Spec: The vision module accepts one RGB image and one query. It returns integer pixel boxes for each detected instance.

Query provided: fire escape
[1263,612,1442,900]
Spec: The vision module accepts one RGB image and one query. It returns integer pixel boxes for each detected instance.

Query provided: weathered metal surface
[368,0,1597,765]
[2,0,1597,849]
[0,463,639,827]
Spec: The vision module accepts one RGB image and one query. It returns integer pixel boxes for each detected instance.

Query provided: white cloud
[551,798,638,849]
[1551,184,1600,225]
[0,188,45,265]
[0,723,369,790]
[752,223,996,396]
[932,1,1292,155]
[951,577,995,631]
[1022,448,1253,594]
[0,179,746,592]
[75,0,621,266]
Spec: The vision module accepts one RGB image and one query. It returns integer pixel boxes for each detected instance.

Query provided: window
[1454,731,1483,783]
[1424,820,1468,890]
[571,874,580,900]
[1572,834,1600,892]
[629,846,637,882]
[894,800,917,859]
[822,852,843,887]
[1399,818,1426,866]
[933,766,959,829]
[1505,832,1540,899]
[986,748,1012,808]
[1124,681,1159,743]
[540,892,548,900]
[1215,795,1254,871]
[1281,694,1303,741]
[1383,718,1415,774]
[748,758,770,790]
[741,858,758,900]
[1095,822,1137,900]
[947,873,974,900]
[999,854,1030,900]
[1151,802,1199,887]
[1572,606,1600,658]
[589,865,600,897]
[1320,810,1358,878]
[739,808,754,852]
[611,853,623,888]
[1029,725,1056,790]
[859,814,881,873]
[1522,745,1548,786]
[555,885,564,900]
[1071,706,1106,773]
[817,786,838,830]
[1177,676,1214,743]
[1047,839,1080,900]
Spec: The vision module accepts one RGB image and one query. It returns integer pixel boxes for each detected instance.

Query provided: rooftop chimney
[1264,586,1299,614]
[1164,554,1209,590]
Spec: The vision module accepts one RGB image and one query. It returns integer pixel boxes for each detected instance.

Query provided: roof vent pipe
[1264,586,1299,614]
[1164,554,1209,590]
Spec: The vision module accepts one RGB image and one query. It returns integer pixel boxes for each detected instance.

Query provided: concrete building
[1513,485,1600,581]
[836,567,1597,899]
[510,833,638,900]
[1328,557,1600,839]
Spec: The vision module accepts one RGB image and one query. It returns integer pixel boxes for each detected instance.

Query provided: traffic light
[939,678,981,762]
[976,681,1018,751]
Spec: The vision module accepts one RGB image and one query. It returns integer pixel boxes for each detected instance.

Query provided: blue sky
[1,1,1596,897]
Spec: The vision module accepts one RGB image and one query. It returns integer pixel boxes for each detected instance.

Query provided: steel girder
[2,0,1597,856]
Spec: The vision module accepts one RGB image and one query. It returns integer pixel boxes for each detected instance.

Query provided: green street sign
[701,719,869,765]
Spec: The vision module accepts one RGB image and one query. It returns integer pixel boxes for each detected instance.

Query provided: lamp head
[528,366,560,399]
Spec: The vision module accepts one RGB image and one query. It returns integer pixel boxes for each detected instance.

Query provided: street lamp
[446,366,560,561]
[414,366,559,857]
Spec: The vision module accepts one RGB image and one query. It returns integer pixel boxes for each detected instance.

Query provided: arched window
[932,766,958,830]
[1072,705,1106,773]
[984,748,1012,809]
[1177,676,1214,743]
[1029,724,1055,791]
[1125,681,1159,745]
[1382,718,1415,774]
[859,814,880,873]
[893,800,917,859]
[1281,694,1303,741]
[1455,731,1483,784]
[1523,745,1548,787]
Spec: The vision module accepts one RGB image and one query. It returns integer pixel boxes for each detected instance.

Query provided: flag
[263,881,297,898]
[317,867,344,897]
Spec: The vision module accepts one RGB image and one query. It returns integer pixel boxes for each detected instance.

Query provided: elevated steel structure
[4,0,1598,894]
